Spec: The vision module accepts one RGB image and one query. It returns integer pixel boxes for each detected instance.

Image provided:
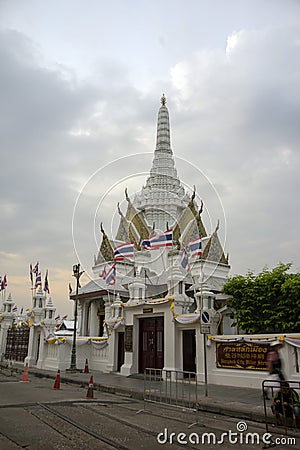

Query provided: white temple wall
[31,313,300,391]
[40,340,110,372]
[190,260,230,291]
[203,333,300,389]
[135,248,170,279]
[36,332,47,369]
[164,312,178,372]
[120,311,139,376]
[90,301,99,336]
[25,326,41,367]
[104,328,116,373]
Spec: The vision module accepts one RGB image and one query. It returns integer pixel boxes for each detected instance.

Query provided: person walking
[267,341,285,381]
[263,341,285,400]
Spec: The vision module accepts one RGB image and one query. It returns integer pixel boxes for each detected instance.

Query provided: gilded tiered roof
[202,223,228,264]
[95,223,114,264]
[115,202,137,243]
[124,188,150,243]
[173,188,206,247]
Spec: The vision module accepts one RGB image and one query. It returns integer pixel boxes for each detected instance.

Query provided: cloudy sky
[1,0,300,315]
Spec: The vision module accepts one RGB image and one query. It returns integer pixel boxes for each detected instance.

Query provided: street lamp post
[67,263,84,372]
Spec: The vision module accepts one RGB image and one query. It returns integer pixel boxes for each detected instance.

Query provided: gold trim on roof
[173,192,207,246]
[95,223,114,263]
[202,228,228,264]
[124,188,150,241]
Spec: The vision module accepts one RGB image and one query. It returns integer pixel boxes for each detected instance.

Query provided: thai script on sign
[216,341,268,371]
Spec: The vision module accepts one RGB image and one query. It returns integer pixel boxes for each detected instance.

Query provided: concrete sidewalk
[2,363,267,423]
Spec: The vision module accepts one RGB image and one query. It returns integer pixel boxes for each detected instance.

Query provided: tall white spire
[155,94,172,153]
[134,95,187,231]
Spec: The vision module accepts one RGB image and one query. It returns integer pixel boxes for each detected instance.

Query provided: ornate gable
[124,188,150,242]
[202,225,228,265]
[173,189,207,247]
[95,223,114,264]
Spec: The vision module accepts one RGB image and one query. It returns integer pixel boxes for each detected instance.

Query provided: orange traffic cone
[84,358,89,373]
[20,362,29,382]
[53,369,61,390]
[86,375,94,399]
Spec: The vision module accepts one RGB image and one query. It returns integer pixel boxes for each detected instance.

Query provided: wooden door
[139,317,164,373]
[117,332,124,372]
[183,329,196,374]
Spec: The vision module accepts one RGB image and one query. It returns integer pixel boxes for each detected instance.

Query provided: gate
[141,368,198,427]
[262,379,300,442]
[5,327,30,362]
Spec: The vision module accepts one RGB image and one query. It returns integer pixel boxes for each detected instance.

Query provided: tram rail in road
[0,369,299,449]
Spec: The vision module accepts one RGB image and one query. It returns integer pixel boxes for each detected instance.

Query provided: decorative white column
[128,272,146,303]
[25,286,46,367]
[36,297,56,369]
[89,301,99,337]
[166,266,191,314]
[0,293,14,359]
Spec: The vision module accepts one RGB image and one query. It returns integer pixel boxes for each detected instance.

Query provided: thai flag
[35,272,42,288]
[33,262,39,275]
[30,264,33,285]
[114,242,134,261]
[105,264,116,286]
[188,237,202,258]
[55,315,60,321]
[180,248,190,271]
[141,239,151,250]
[12,305,18,313]
[43,270,50,294]
[62,315,68,320]
[99,266,107,279]
[143,230,173,250]
[1,274,7,290]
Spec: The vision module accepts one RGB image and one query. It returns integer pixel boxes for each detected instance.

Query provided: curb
[1,364,266,423]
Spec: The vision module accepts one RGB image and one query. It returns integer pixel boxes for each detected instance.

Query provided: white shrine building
[69,94,231,376]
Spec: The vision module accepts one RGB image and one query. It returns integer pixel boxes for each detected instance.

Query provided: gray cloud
[169,25,300,273]
[1,19,300,313]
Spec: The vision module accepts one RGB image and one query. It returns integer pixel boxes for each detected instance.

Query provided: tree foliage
[223,263,300,334]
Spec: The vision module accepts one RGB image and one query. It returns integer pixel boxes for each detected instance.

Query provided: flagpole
[107,287,111,304]
[113,264,116,303]
[171,229,174,296]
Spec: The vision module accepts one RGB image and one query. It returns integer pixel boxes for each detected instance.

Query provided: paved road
[0,372,298,449]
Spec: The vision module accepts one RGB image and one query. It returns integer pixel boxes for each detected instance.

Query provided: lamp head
[73,264,80,276]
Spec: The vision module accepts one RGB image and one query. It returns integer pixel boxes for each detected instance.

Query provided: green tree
[223,263,300,334]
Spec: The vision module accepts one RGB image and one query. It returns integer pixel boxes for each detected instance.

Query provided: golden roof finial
[214,219,220,233]
[161,93,166,106]
[199,200,203,215]
[125,187,131,203]
[117,202,123,216]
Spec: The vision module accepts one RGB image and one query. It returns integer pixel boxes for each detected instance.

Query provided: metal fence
[262,379,300,439]
[5,327,30,362]
[141,368,198,426]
